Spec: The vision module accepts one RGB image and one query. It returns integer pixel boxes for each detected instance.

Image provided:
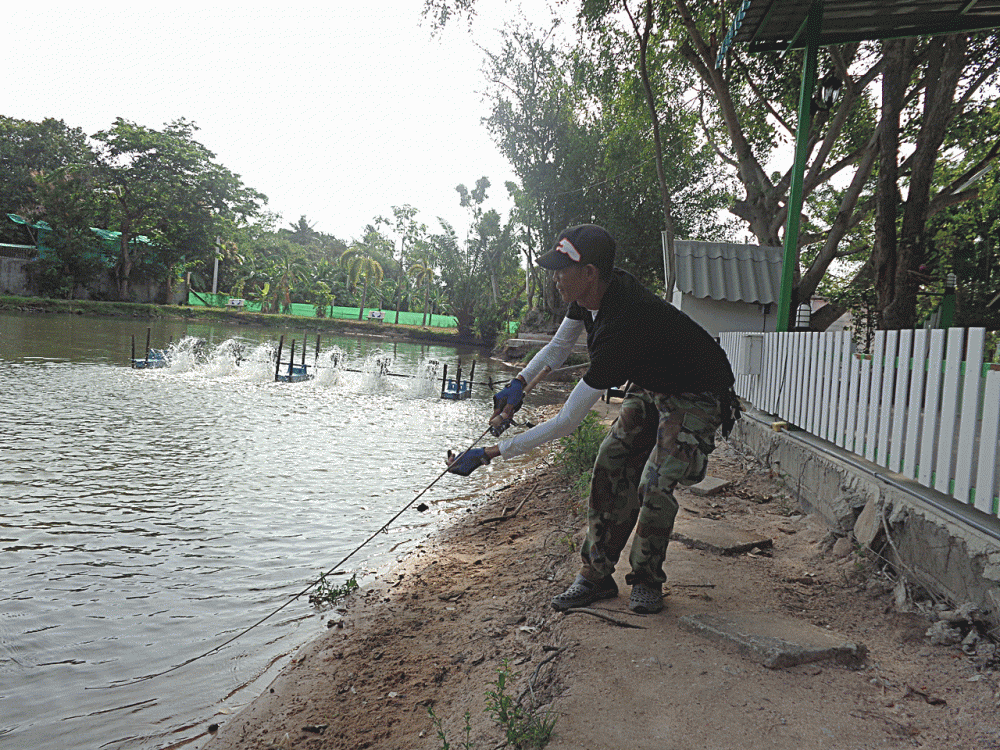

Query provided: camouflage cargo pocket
[676,402,720,486]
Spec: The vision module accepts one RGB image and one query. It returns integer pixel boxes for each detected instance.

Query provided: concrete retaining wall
[1,257,31,295]
[0,254,182,304]
[732,408,1000,629]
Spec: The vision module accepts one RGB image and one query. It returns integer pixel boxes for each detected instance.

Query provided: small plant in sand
[558,533,577,553]
[429,707,474,750]
[429,660,556,749]
[307,572,358,608]
[486,660,556,748]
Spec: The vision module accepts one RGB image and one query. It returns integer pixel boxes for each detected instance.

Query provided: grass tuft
[307,573,358,608]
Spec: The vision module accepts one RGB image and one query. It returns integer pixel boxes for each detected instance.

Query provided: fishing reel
[489,415,535,438]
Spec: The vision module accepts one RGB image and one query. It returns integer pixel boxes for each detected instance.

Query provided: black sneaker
[551,574,618,611]
[628,583,663,614]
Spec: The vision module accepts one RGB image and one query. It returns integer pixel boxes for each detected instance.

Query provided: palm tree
[287,215,317,246]
[311,258,346,313]
[341,245,384,320]
[390,271,408,323]
[408,258,436,326]
[428,287,449,325]
[266,243,310,313]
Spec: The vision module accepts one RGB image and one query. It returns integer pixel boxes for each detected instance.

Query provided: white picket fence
[720,328,1000,517]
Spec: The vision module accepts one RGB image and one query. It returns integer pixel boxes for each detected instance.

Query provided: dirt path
[205,423,1000,750]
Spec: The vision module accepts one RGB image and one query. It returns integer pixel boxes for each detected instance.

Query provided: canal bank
[205,421,1000,750]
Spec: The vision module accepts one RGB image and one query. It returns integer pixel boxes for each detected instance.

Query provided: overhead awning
[90,227,153,245]
[7,213,52,232]
[718,0,1000,65]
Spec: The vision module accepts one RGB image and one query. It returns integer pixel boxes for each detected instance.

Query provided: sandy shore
[204,421,1000,750]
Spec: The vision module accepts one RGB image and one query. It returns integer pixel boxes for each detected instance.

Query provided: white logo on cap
[556,238,581,262]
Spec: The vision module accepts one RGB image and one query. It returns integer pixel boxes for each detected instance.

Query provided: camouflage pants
[580,390,722,587]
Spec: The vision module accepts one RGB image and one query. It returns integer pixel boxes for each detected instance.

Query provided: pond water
[0,313,551,750]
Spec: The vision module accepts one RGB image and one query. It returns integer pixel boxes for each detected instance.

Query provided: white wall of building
[671,291,778,337]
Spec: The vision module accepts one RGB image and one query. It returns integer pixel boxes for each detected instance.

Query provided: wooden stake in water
[274,336,284,381]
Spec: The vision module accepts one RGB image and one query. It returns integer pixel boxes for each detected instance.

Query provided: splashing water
[150,336,277,381]
[356,349,393,392]
[131,338,455,400]
[313,346,344,387]
[407,357,442,398]
[156,335,210,372]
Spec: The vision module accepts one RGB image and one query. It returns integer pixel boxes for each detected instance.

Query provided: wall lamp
[812,73,842,112]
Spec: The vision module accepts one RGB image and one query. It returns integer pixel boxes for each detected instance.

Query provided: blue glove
[447,447,490,476]
[493,378,525,416]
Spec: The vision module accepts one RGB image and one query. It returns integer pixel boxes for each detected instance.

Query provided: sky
[4,1,566,244]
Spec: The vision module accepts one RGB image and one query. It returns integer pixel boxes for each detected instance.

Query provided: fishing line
[90,425,495,689]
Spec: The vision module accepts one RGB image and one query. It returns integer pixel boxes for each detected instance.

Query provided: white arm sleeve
[517,316,585,385]
[498,379,604,458]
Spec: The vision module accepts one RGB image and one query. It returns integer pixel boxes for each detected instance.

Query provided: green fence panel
[186,292,463,328]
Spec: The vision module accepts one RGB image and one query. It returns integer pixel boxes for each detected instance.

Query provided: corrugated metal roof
[718,0,1000,64]
[673,240,783,305]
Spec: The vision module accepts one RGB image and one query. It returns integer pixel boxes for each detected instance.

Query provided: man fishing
[446,224,740,614]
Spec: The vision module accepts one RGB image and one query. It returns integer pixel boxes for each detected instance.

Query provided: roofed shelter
[716,0,1000,330]
[671,239,784,336]
[4,213,163,300]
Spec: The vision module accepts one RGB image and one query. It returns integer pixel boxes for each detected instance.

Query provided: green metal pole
[776,1,823,331]
[940,277,957,328]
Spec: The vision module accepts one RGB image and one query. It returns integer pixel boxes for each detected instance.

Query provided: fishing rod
[94,365,554,689]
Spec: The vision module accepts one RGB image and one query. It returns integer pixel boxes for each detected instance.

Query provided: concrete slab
[688,476,732,497]
[678,611,867,669]
[854,497,884,548]
[672,518,773,555]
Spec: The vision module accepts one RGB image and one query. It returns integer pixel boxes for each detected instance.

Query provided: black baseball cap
[536,224,616,275]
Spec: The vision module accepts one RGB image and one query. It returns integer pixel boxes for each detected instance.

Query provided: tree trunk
[630,0,675,299]
[673,13,782,248]
[523,218,534,312]
[489,272,500,305]
[877,35,966,329]
[872,39,908,328]
[358,279,368,320]
[117,231,133,301]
